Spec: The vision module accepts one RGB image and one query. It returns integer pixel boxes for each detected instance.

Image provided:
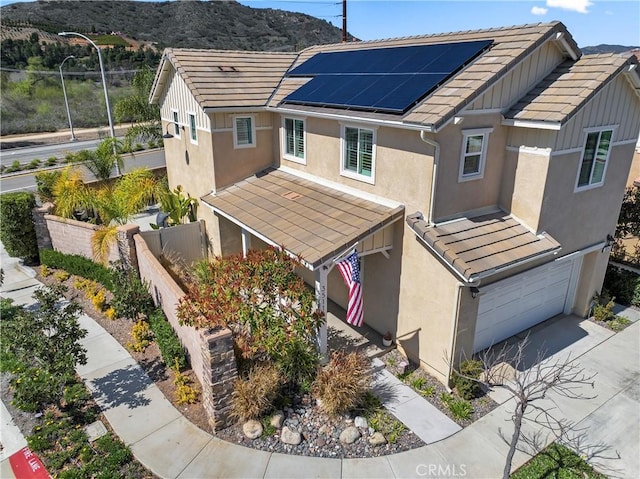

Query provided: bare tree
[452,335,618,479]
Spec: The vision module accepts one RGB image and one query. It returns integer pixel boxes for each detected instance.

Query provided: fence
[139,220,207,266]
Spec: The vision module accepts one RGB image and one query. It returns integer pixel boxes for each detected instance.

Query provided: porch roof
[201,168,405,269]
[406,211,561,281]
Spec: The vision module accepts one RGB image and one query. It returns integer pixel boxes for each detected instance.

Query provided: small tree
[1,285,87,411]
[452,336,602,479]
[84,137,124,184]
[177,247,324,385]
[114,67,161,147]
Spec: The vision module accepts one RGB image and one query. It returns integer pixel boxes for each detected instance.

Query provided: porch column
[241,228,251,258]
[315,266,328,361]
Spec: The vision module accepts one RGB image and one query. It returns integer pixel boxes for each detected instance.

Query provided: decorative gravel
[216,391,425,458]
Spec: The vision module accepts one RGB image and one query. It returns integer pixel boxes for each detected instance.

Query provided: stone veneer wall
[134,234,236,430]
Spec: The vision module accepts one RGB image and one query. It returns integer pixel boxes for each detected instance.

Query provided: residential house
[150,22,640,384]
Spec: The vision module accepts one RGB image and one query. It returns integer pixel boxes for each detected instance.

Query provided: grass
[511,442,606,479]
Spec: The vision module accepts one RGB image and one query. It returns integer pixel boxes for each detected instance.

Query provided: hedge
[39,249,114,291]
[0,192,39,264]
[603,264,640,307]
[148,308,187,370]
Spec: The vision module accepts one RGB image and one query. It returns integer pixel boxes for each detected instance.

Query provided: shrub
[35,170,61,203]
[592,294,616,322]
[40,250,114,290]
[53,270,70,282]
[447,397,474,421]
[127,320,153,352]
[312,350,371,416]
[91,289,106,311]
[46,156,58,166]
[0,192,39,264]
[6,160,22,173]
[453,359,483,400]
[40,264,52,277]
[148,308,187,369]
[171,358,199,405]
[104,307,117,320]
[603,264,640,306]
[368,409,405,444]
[231,363,282,421]
[110,262,154,320]
[27,158,42,170]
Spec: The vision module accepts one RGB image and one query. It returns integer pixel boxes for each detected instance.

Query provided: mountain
[0,0,354,51]
[582,44,638,55]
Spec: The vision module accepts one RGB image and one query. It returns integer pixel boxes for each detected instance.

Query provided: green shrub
[40,249,114,290]
[592,294,616,322]
[312,350,371,416]
[46,156,58,166]
[603,264,640,306]
[453,359,483,400]
[148,308,187,369]
[368,409,405,444]
[0,191,39,264]
[110,262,154,320]
[35,170,61,203]
[231,363,282,421]
[27,158,42,170]
[6,160,22,173]
[447,397,474,420]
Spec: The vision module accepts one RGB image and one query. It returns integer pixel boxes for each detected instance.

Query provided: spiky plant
[52,167,90,219]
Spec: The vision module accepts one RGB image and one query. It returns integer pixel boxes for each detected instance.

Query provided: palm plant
[84,137,124,184]
[52,167,90,219]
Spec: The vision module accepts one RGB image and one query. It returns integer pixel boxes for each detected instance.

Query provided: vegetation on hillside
[0,0,351,52]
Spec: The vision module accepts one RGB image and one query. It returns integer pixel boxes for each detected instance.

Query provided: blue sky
[1,0,638,48]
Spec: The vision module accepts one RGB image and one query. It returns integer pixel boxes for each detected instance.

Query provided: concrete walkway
[1,244,638,477]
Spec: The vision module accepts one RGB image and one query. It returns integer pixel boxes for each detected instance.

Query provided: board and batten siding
[466,41,564,112]
[554,74,640,152]
[159,68,210,132]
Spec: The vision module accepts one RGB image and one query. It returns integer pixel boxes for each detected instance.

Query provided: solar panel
[283,40,492,114]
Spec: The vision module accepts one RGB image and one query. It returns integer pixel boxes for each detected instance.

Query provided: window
[284,117,305,162]
[458,128,492,182]
[172,111,180,137]
[577,129,613,189]
[342,126,374,182]
[234,116,256,148]
[188,113,197,143]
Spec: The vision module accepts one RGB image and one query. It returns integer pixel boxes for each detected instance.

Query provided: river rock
[270,410,284,429]
[369,432,387,446]
[354,416,368,429]
[242,419,263,440]
[339,426,361,444]
[281,426,302,445]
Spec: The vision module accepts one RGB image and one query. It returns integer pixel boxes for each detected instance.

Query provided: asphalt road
[0,139,108,167]
[0,149,167,194]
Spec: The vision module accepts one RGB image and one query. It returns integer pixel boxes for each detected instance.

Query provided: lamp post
[59,55,76,142]
[58,31,119,174]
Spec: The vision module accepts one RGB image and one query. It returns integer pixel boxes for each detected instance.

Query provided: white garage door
[474,259,575,352]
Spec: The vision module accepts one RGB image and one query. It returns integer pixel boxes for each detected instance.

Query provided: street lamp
[58,31,120,174]
[59,55,76,141]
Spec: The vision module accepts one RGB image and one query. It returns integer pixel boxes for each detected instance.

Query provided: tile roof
[152,22,581,130]
[504,53,640,127]
[201,168,404,269]
[150,49,298,109]
[406,212,561,281]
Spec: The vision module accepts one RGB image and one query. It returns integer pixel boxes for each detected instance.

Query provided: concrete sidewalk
[1,242,638,477]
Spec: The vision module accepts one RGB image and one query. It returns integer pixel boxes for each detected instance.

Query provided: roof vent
[282,191,302,200]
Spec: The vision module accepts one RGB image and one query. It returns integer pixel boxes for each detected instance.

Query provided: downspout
[447,282,465,391]
[420,131,439,225]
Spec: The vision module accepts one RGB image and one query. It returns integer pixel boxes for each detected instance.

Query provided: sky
[0,0,638,49]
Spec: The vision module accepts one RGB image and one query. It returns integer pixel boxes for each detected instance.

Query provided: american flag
[336,251,363,327]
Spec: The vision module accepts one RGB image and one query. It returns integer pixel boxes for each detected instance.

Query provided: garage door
[473,259,575,352]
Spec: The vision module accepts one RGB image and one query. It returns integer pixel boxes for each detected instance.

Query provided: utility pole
[342,0,347,43]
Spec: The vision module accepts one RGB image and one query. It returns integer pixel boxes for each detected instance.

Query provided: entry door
[473,259,574,352]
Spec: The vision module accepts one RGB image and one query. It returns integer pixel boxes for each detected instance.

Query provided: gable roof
[503,53,640,129]
[149,49,298,109]
[150,22,584,130]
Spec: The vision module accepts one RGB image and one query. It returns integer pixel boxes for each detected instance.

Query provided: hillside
[581,44,638,55]
[0,0,353,51]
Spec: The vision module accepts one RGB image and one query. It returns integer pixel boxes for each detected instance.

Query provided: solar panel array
[282,40,492,114]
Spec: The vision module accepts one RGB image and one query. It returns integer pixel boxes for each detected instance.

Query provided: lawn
[511,442,607,478]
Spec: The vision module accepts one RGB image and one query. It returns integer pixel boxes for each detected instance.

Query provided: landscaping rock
[281,426,302,445]
[242,419,263,440]
[369,432,387,446]
[354,416,368,429]
[270,410,284,429]
[340,426,361,444]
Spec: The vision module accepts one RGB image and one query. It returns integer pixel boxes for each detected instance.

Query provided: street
[0,139,110,167]
[0,149,167,194]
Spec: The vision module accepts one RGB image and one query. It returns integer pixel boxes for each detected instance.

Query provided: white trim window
[283,117,305,163]
[188,113,197,143]
[576,128,614,190]
[341,125,375,183]
[234,116,256,149]
[172,110,180,138]
[458,128,492,182]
